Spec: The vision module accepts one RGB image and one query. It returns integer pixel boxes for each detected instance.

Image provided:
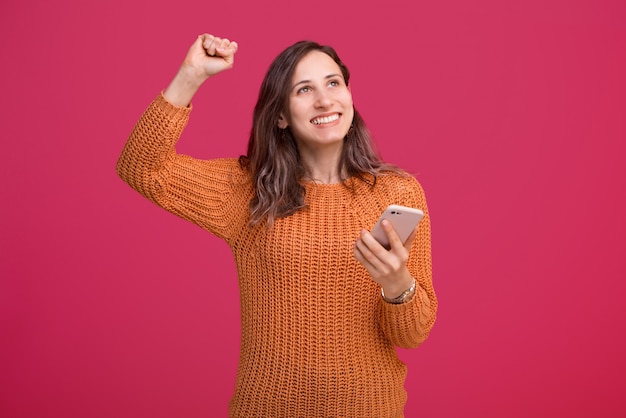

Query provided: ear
[277,115,288,129]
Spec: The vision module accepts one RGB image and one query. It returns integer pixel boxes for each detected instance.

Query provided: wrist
[178,63,211,85]
[163,66,207,107]
[381,274,414,299]
[381,277,417,305]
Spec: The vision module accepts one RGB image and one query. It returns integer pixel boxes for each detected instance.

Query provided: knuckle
[389,259,402,271]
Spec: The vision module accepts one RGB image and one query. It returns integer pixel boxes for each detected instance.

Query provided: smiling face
[278,50,355,152]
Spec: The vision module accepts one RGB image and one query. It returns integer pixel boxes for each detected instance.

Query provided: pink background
[1,0,625,417]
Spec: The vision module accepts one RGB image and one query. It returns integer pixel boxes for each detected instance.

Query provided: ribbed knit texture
[117,93,437,417]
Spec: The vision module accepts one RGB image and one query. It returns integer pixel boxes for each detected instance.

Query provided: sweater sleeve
[116,93,251,242]
[377,177,437,349]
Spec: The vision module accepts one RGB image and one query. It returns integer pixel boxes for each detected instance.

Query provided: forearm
[378,281,437,349]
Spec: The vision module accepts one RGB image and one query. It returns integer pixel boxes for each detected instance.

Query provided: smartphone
[371,205,424,249]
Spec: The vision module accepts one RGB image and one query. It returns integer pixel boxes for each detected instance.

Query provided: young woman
[117,33,437,418]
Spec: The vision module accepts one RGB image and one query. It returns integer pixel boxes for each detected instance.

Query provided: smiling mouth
[311,113,340,125]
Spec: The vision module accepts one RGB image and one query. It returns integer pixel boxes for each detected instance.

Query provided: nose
[314,89,332,108]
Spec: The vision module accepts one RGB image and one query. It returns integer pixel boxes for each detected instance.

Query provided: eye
[328,79,340,87]
[296,86,311,94]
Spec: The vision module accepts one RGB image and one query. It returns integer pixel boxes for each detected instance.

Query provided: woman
[117,33,437,417]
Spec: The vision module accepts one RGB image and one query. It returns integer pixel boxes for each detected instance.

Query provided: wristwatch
[381,278,417,304]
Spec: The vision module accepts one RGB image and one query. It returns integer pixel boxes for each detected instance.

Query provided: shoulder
[348,170,430,226]
[373,171,426,204]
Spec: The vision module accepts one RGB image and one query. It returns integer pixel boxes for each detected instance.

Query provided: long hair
[240,40,401,226]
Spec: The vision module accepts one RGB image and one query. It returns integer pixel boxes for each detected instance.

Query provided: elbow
[398,338,426,350]
[115,153,147,198]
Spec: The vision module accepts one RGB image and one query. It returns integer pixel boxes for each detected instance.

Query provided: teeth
[312,114,339,125]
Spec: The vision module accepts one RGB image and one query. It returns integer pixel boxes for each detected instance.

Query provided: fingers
[354,222,416,291]
[354,231,388,272]
[354,221,412,268]
[354,231,412,291]
[221,40,238,55]
[200,34,218,56]
[355,229,407,270]
[353,245,377,273]
[381,219,404,251]
[199,34,238,58]
[381,219,418,253]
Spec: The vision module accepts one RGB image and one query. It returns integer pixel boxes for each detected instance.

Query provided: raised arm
[116,34,247,240]
[117,33,239,197]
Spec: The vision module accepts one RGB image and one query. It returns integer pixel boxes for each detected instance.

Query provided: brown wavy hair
[240,40,401,226]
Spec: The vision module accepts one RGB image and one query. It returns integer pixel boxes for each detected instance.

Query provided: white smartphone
[371,205,424,249]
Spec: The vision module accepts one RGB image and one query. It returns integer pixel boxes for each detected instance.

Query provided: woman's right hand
[164,34,239,107]
[184,34,239,80]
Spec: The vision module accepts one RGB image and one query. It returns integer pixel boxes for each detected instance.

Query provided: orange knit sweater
[117,93,437,417]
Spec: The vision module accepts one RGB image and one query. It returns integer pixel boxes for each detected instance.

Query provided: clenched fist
[184,34,239,79]
[164,33,239,107]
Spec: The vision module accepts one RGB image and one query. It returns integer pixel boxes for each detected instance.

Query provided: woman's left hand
[353,219,417,298]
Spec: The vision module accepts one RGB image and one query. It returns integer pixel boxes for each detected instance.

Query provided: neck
[298,144,344,184]
[305,171,342,184]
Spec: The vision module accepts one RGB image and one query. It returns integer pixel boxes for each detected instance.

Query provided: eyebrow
[292,74,343,89]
